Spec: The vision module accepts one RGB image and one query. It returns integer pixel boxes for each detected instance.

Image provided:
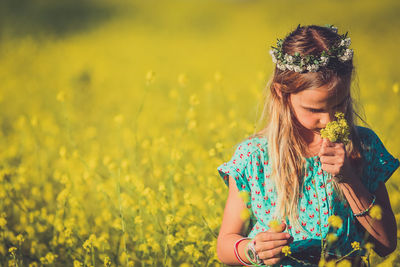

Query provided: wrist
[238,239,252,264]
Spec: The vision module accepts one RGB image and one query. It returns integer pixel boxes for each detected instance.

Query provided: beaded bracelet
[244,246,265,267]
[353,194,376,217]
[234,237,251,266]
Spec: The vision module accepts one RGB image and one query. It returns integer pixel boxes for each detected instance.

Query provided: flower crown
[269,24,353,73]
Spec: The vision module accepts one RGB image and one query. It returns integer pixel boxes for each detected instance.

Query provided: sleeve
[363,128,400,193]
[217,141,252,193]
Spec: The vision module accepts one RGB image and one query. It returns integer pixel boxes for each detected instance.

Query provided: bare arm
[339,178,397,257]
[217,175,252,265]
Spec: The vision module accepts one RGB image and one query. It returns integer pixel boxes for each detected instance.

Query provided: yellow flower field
[0,0,399,266]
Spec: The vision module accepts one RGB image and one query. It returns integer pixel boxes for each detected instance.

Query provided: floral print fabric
[217,126,399,267]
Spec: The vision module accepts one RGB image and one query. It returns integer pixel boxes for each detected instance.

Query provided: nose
[320,112,335,126]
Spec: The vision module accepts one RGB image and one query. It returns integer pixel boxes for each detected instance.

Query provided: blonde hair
[248,25,367,233]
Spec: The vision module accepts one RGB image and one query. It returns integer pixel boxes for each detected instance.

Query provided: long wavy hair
[248,25,367,233]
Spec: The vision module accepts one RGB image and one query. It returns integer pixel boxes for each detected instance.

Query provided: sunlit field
[0,0,399,266]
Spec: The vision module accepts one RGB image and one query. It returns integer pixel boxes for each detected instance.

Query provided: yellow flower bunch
[320,112,350,144]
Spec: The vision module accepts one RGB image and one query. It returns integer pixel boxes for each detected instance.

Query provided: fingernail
[286,233,290,238]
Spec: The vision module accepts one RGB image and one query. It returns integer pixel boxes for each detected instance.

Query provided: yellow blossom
[393,82,399,94]
[240,208,250,221]
[56,91,65,102]
[40,252,58,264]
[351,241,360,251]
[370,204,382,220]
[328,215,343,228]
[214,71,222,82]
[239,191,250,203]
[9,247,17,254]
[282,245,291,256]
[114,114,124,124]
[189,94,200,106]
[326,233,338,243]
[187,119,197,130]
[146,70,155,84]
[365,242,374,251]
[269,219,281,232]
[17,234,24,244]
[104,256,111,267]
[59,146,67,158]
[165,215,174,227]
[134,215,143,225]
[184,244,195,255]
[209,148,216,157]
[178,73,187,86]
[0,217,6,228]
[336,259,352,267]
[215,142,224,152]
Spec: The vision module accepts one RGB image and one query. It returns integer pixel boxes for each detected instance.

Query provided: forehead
[292,85,347,105]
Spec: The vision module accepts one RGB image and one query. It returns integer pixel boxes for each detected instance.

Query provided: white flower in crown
[269,49,278,63]
[338,49,353,62]
[277,62,286,70]
[293,65,304,72]
[307,64,319,72]
[339,38,351,48]
[269,25,353,73]
[286,64,294,71]
[284,54,294,63]
[320,56,329,66]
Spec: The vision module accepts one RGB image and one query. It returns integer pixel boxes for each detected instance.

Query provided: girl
[216,24,399,267]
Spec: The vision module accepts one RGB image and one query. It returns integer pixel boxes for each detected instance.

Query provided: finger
[321,163,339,175]
[325,138,335,147]
[319,146,336,157]
[259,245,287,260]
[320,155,342,165]
[257,239,292,252]
[258,232,291,242]
[334,142,345,149]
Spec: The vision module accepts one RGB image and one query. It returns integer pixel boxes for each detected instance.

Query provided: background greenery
[0,0,399,266]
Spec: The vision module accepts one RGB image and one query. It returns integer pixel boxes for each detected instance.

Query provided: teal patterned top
[217,126,399,267]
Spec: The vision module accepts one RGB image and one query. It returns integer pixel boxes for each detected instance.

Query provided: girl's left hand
[318,138,354,182]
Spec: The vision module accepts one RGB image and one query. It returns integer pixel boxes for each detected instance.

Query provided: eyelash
[309,102,346,113]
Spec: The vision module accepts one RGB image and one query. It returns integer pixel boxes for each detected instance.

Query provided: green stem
[91,245,95,267]
[335,248,358,263]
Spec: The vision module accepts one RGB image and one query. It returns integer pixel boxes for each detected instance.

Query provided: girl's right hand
[253,222,293,266]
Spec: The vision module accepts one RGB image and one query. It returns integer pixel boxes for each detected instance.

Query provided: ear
[273,82,283,98]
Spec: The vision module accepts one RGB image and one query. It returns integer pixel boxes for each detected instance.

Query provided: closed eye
[309,108,323,113]
[307,99,347,113]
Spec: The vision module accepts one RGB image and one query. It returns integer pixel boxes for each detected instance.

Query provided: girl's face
[289,85,349,141]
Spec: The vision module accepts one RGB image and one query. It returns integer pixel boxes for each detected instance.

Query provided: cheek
[298,112,318,128]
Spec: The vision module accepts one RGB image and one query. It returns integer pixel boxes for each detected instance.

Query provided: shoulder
[223,135,269,173]
[217,135,269,189]
[355,125,378,141]
[354,126,381,151]
[232,135,268,160]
